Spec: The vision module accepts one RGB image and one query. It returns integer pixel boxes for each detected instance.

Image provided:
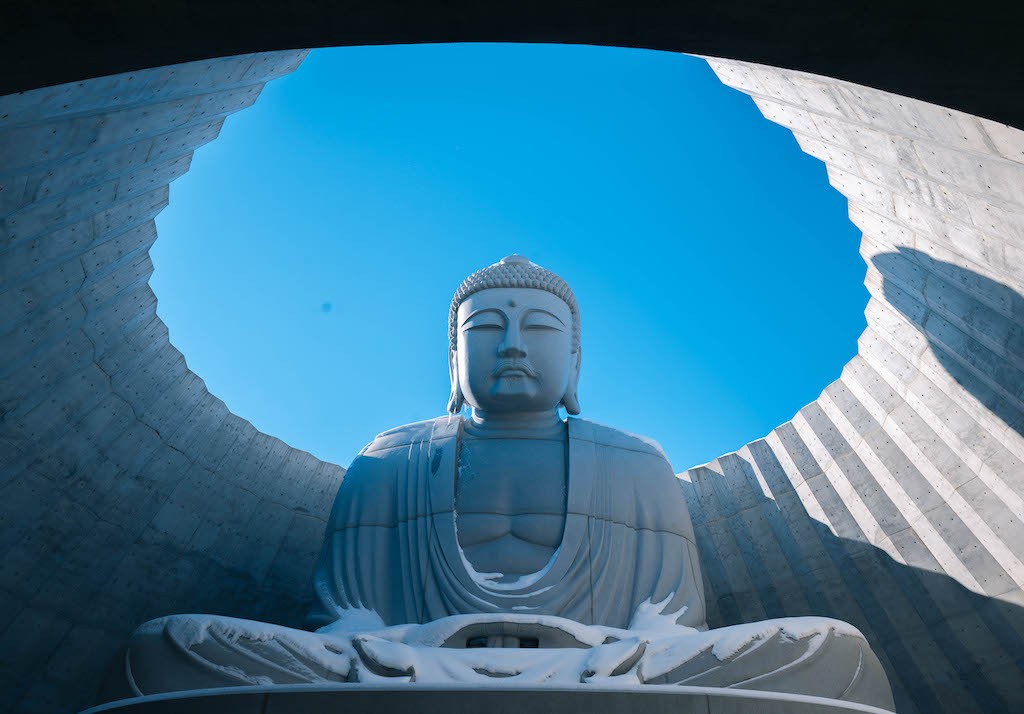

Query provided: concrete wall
[682,58,1024,714]
[0,53,344,712]
[0,50,1022,713]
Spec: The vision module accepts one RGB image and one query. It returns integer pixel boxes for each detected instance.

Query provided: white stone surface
[79,683,902,714]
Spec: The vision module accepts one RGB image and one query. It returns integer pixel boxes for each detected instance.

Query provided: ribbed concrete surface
[1,50,1022,714]
[0,52,344,713]
[682,59,1024,714]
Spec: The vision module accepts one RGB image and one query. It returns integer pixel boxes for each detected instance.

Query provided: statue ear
[560,349,582,415]
[447,349,465,414]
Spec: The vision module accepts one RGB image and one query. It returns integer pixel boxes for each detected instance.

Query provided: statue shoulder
[330,416,450,528]
[570,417,670,462]
[359,416,450,455]
[571,417,694,539]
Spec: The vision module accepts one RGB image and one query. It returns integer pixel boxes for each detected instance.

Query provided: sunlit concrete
[683,58,1024,714]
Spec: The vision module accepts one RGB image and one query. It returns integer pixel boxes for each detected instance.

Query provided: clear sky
[151,43,867,472]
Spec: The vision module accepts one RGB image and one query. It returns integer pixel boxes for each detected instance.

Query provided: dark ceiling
[2,1,1022,128]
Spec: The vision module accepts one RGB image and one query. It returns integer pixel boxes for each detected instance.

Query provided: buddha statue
[103,256,895,711]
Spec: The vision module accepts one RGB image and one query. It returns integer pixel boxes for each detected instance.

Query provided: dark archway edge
[2,0,1023,128]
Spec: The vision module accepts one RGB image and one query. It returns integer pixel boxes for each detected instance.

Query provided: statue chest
[454,436,567,576]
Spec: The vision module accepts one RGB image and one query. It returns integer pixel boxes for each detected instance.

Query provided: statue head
[447,255,581,416]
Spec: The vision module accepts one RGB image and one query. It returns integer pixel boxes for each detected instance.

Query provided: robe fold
[310,416,707,631]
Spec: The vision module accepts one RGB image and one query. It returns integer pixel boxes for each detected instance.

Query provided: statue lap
[107,418,894,712]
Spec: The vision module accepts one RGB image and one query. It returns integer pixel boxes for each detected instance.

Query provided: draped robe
[310,416,707,630]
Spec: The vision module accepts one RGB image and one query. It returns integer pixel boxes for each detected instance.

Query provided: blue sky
[151,43,867,471]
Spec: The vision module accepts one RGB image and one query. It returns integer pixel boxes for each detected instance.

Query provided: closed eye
[521,309,566,331]
[461,308,506,331]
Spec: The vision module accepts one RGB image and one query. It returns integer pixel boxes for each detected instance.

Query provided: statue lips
[492,362,539,380]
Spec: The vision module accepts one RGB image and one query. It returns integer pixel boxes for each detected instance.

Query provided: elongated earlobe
[560,349,582,415]
[447,350,465,414]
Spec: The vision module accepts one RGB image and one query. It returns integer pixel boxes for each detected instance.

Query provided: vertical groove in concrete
[683,57,1024,713]
[0,53,345,713]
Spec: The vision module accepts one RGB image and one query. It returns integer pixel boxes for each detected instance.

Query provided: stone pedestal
[83,684,895,714]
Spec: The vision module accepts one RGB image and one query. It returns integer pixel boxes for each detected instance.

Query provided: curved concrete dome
[0,50,1022,713]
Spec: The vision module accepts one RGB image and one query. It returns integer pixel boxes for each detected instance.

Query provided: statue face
[456,288,575,413]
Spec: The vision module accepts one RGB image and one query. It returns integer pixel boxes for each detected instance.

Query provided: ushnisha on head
[448,255,581,417]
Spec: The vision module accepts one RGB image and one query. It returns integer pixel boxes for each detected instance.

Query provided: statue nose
[498,323,527,358]
[498,342,527,358]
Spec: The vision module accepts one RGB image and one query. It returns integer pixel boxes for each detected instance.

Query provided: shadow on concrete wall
[682,443,1024,714]
[872,247,1024,439]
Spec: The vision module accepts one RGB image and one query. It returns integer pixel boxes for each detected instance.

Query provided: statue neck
[465,408,565,439]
